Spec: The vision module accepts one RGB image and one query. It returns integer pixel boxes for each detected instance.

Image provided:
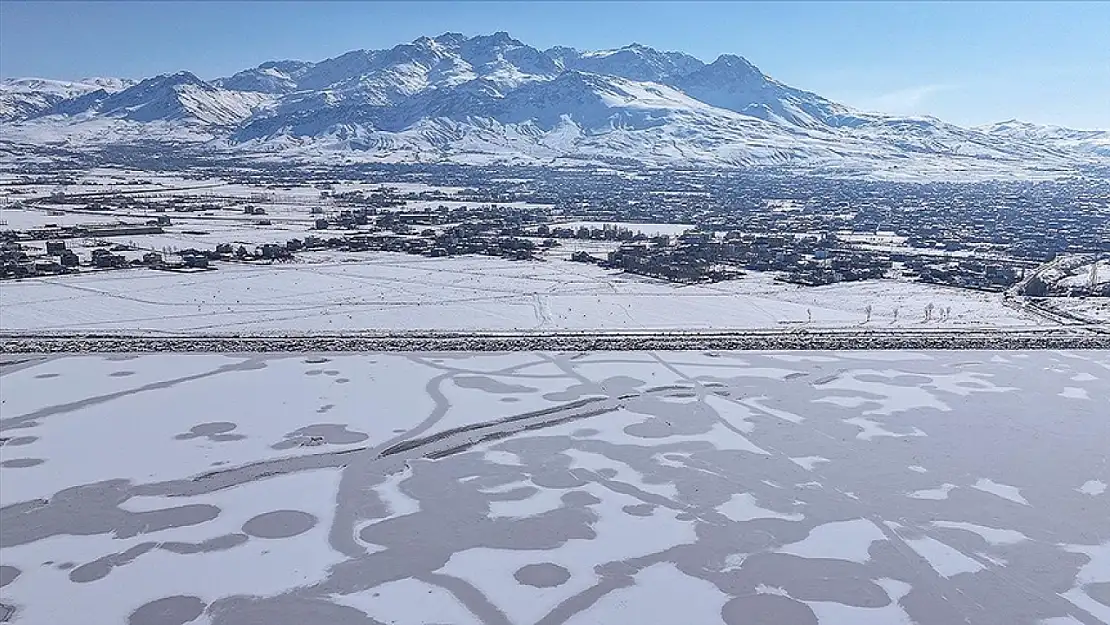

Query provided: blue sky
[2,1,1108,129]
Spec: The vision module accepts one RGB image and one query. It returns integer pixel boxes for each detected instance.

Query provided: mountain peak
[708,54,761,75]
[467,31,524,48]
[432,32,468,46]
[154,71,208,87]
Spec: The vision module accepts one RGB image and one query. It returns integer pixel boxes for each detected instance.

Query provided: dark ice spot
[271,424,368,450]
[33,373,60,379]
[305,369,324,376]
[207,596,376,625]
[454,376,537,394]
[175,422,241,442]
[56,562,75,571]
[69,543,157,583]
[69,560,112,583]
[160,534,249,554]
[561,491,601,507]
[335,378,350,384]
[514,563,571,588]
[500,397,521,403]
[241,510,317,539]
[128,596,206,625]
[1,458,44,468]
[622,504,655,517]
[533,470,587,489]
[1086,582,1110,608]
[3,436,38,446]
[109,371,136,378]
[722,594,818,625]
[323,370,340,376]
[891,374,933,385]
[304,357,330,364]
[0,566,19,588]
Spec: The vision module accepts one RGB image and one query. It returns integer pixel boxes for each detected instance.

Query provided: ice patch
[564,562,727,625]
[973,477,1029,506]
[814,395,872,408]
[487,483,568,519]
[807,577,914,625]
[1061,541,1110,623]
[844,416,926,441]
[908,483,956,500]
[905,536,985,577]
[790,456,830,471]
[329,578,480,625]
[562,448,678,500]
[718,493,803,523]
[374,469,421,519]
[1078,480,1107,496]
[779,518,886,563]
[1060,387,1090,400]
[932,521,1028,545]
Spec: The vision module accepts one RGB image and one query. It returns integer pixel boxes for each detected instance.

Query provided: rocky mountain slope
[2,32,1105,179]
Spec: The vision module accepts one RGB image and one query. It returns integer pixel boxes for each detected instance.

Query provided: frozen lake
[1,350,1108,625]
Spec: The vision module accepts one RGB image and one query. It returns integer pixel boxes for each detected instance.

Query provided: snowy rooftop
[1,350,1108,624]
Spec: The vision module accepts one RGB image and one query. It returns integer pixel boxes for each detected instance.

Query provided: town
[2,163,1108,301]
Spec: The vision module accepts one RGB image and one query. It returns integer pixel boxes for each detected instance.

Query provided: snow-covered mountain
[976,120,1110,158]
[2,33,1106,179]
[32,71,272,126]
[548,43,704,83]
[0,77,135,121]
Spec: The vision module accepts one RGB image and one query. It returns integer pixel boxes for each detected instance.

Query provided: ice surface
[563,562,727,625]
[807,578,914,625]
[329,578,481,625]
[2,350,1107,625]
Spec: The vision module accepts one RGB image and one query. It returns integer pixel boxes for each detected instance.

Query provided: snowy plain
[1,350,1108,625]
[0,252,1048,333]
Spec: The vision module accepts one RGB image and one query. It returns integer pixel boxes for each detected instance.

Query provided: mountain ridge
[2,32,1106,179]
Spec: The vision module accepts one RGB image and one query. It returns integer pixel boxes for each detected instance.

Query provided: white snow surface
[0,252,1046,333]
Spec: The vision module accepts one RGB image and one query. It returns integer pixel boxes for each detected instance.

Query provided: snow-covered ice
[1,349,1107,625]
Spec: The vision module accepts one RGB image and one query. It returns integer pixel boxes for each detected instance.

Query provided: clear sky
[2,1,1108,129]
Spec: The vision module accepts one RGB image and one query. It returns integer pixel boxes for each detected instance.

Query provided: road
[3,327,1108,353]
